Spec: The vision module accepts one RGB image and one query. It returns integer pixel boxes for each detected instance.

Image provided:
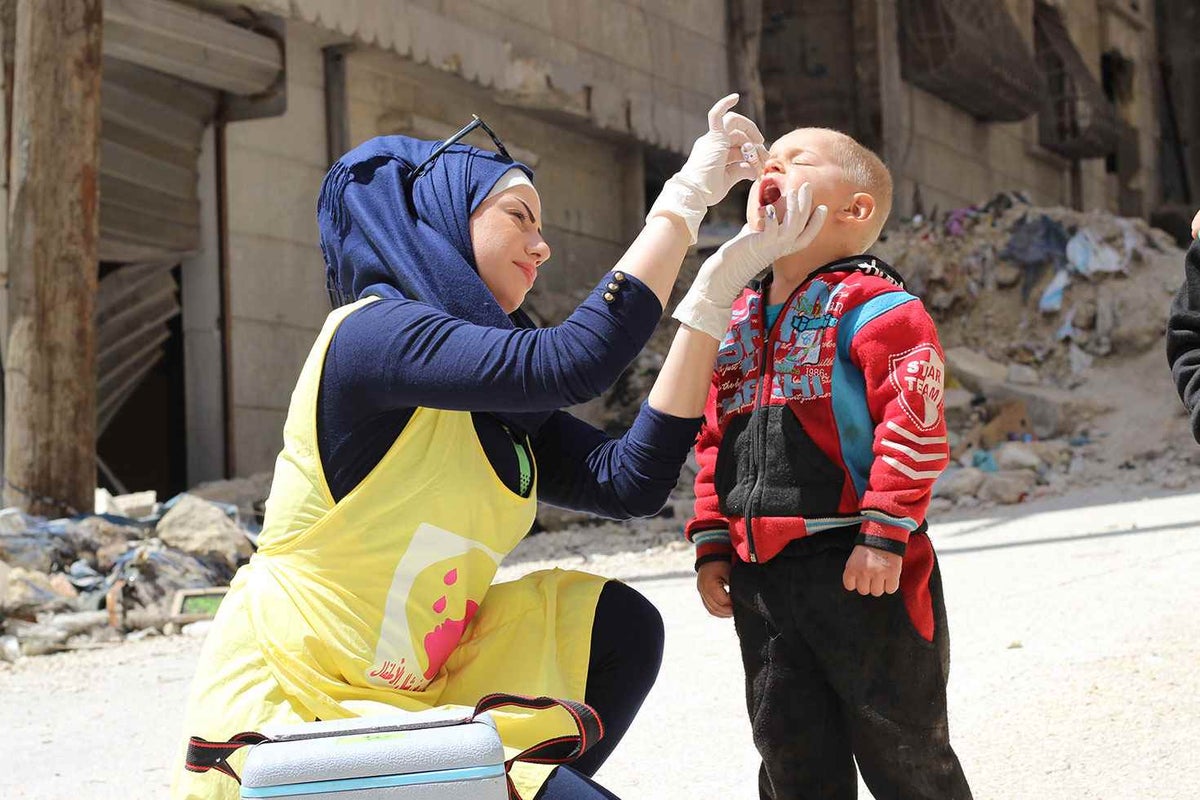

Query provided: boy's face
[747,129,857,233]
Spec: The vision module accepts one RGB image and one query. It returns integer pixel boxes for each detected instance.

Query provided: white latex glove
[647,93,766,245]
[674,184,828,340]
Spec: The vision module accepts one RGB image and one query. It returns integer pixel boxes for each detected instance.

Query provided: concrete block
[978,469,1038,504]
[227,233,331,329]
[463,0,554,33]
[994,442,1045,472]
[229,318,320,410]
[283,20,330,90]
[232,407,289,477]
[224,150,326,244]
[933,466,986,501]
[156,494,251,572]
[648,16,681,83]
[545,0,580,41]
[654,0,725,44]
[945,347,1009,393]
[1006,363,1041,385]
[598,0,653,73]
[225,81,329,169]
[529,226,626,323]
[943,387,976,430]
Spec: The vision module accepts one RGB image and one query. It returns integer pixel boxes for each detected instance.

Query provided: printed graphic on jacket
[889,345,945,431]
[771,280,844,403]
[717,280,844,416]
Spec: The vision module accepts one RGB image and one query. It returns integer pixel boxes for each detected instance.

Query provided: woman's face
[469,184,551,314]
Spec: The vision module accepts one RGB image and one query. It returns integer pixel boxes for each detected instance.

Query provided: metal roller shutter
[98,57,218,263]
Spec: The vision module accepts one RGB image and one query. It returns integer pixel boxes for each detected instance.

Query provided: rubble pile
[0,473,273,662]
[874,194,1193,510]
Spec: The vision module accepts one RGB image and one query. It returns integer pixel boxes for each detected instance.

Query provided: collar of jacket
[750,254,908,294]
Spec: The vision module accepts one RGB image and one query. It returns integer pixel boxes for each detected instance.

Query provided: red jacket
[686,257,949,566]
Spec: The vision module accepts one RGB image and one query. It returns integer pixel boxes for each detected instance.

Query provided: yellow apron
[171,297,607,799]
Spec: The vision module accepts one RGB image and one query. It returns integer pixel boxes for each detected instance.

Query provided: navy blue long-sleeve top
[1168,238,1200,443]
[317,272,703,518]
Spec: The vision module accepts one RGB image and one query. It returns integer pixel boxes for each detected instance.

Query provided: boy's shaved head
[792,127,893,228]
[772,125,897,247]
[752,127,894,255]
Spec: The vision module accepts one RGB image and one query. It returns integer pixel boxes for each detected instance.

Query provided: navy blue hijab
[316,135,549,432]
[318,134,535,327]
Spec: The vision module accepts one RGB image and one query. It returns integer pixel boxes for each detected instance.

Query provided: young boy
[685,128,973,799]
[1167,209,1200,444]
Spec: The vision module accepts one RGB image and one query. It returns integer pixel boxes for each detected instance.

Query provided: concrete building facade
[2,0,1189,497]
[762,0,1163,221]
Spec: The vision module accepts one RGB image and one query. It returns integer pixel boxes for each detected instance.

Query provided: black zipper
[742,276,809,562]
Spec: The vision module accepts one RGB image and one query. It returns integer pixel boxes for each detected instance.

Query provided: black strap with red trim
[183,692,603,800]
[472,693,604,800]
[184,731,269,783]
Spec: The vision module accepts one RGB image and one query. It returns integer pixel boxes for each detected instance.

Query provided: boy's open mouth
[758,177,782,208]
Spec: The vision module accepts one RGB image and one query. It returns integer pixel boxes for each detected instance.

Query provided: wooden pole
[4,0,102,516]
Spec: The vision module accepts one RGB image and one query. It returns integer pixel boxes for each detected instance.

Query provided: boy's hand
[842,545,902,596]
[696,560,733,618]
[1191,208,1199,239]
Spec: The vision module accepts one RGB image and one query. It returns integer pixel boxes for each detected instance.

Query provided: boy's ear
[845,192,876,223]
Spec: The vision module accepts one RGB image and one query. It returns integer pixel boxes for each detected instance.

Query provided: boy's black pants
[729,531,972,800]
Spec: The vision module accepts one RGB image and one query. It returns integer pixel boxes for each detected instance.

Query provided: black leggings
[535,580,664,800]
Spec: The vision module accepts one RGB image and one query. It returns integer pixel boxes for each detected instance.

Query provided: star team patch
[888,345,945,430]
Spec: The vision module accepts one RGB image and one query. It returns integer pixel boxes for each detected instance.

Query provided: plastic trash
[1001,214,1069,269]
[972,449,1000,473]
[1056,305,1078,340]
[1066,228,1124,275]
[1039,269,1071,313]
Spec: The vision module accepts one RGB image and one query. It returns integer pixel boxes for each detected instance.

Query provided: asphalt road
[2,485,1198,799]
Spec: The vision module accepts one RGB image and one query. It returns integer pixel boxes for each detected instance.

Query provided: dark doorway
[95,263,188,499]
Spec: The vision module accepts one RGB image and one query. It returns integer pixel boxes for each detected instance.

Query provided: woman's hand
[1191,208,1198,239]
[673,184,828,340]
[646,93,766,244]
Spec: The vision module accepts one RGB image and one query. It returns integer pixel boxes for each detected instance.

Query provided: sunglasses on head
[406,115,511,184]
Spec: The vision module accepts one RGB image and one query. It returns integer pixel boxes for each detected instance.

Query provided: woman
[171,95,822,800]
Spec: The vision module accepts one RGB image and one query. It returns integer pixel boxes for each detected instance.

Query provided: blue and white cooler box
[239,708,507,798]
[185,694,604,800]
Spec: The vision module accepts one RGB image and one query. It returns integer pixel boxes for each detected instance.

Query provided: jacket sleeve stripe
[861,508,920,531]
[880,439,947,462]
[882,455,944,480]
[884,420,947,445]
[693,529,731,546]
[847,292,919,339]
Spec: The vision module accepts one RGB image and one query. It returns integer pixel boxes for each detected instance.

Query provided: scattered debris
[155,494,252,573]
[876,194,1192,510]
[0,489,252,660]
